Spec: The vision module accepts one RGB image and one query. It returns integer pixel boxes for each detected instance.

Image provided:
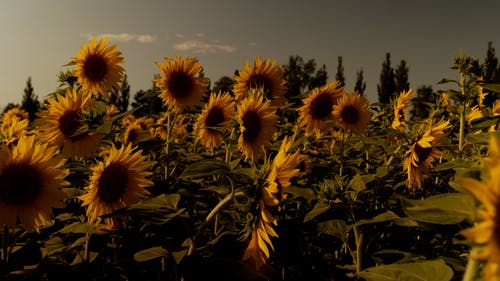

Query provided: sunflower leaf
[359,259,453,281]
[134,246,169,262]
[179,159,230,179]
[402,193,475,224]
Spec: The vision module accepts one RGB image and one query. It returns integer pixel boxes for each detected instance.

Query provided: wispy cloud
[81,33,158,43]
[173,39,236,54]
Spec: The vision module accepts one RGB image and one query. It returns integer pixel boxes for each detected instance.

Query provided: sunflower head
[79,143,154,226]
[154,56,208,112]
[72,37,125,100]
[2,107,29,125]
[233,56,287,106]
[123,118,154,145]
[195,91,236,149]
[298,81,343,136]
[0,135,69,231]
[237,92,278,162]
[333,91,372,134]
[390,89,413,132]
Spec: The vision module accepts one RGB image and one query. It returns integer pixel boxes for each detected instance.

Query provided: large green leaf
[303,200,331,223]
[134,246,168,262]
[403,193,475,224]
[179,159,230,179]
[354,211,400,227]
[317,219,350,238]
[359,259,453,281]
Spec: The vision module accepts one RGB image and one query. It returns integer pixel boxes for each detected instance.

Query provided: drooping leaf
[354,211,400,227]
[359,259,453,281]
[179,159,230,179]
[134,246,169,262]
[403,193,475,224]
[317,219,350,239]
[303,200,331,223]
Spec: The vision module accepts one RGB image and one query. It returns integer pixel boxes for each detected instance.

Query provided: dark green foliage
[482,41,500,107]
[377,53,396,104]
[21,77,41,122]
[354,68,367,95]
[410,85,438,120]
[110,74,130,112]
[212,76,235,95]
[395,60,410,95]
[335,56,345,88]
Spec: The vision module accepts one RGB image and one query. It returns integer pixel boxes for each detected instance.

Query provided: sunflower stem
[2,225,8,263]
[164,111,177,181]
[458,72,467,157]
[462,247,480,281]
[187,176,236,255]
[353,225,363,279]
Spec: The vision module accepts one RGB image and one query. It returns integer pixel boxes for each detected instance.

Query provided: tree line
[4,41,500,122]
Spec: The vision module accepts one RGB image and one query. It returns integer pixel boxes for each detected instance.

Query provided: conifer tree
[377,53,396,104]
[410,85,437,120]
[118,74,130,112]
[483,41,500,107]
[21,77,40,122]
[354,68,366,95]
[335,56,345,88]
[395,60,410,95]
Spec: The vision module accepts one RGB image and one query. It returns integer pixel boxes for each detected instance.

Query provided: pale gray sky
[1,0,499,109]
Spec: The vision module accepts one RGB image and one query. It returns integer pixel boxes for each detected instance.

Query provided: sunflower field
[1,37,500,281]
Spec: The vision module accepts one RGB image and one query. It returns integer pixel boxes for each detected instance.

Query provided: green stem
[458,72,467,157]
[2,225,8,263]
[462,247,480,281]
[353,225,363,279]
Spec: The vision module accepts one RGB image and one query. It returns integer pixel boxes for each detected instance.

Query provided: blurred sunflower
[1,118,29,147]
[488,100,500,132]
[37,89,103,158]
[298,81,343,136]
[195,91,235,149]
[458,136,500,280]
[72,37,124,100]
[237,92,278,162]
[0,135,69,232]
[243,136,302,269]
[390,89,413,132]
[79,143,153,226]
[154,56,208,112]
[1,107,29,125]
[123,117,154,145]
[403,118,450,189]
[333,91,372,134]
[155,113,190,144]
[233,56,287,106]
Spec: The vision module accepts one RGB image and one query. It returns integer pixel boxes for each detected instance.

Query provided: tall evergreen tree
[118,74,130,112]
[21,77,40,122]
[410,85,438,120]
[212,76,235,95]
[483,41,500,107]
[395,60,410,95]
[377,53,396,104]
[354,68,367,95]
[335,56,345,88]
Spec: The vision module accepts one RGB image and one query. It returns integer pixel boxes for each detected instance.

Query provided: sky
[1,0,499,109]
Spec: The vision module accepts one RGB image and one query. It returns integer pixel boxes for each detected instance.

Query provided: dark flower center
[340,105,360,125]
[168,72,194,99]
[310,93,334,120]
[248,74,273,99]
[83,54,108,82]
[0,163,41,205]
[242,110,261,142]
[397,108,406,122]
[126,128,139,144]
[204,106,225,129]
[414,144,432,165]
[59,110,84,140]
[97,162,129,204]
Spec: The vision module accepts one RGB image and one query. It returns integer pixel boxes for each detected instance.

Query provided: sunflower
[458,136,500,280]
[72,37,124,100]
[333,91,372,134]
[1,118,29,147]
[123,117,154,145]
[0,135,69,232]
[403,119,450,189]
[390,89,413,132]
[37,88,103,158]
[243,136,302,269]
[194,91,235,149]
[2,107,29,125]
[154,56,208,112]
[79,143,154,226]
[298,81,343,136]
[154,113,190,144]
[237,92,278,162]
[233,56,287,106]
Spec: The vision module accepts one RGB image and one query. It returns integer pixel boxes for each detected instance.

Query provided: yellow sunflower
[1,118,29,147]
[123,117,154,146]
[0,135,69,232]
[154,56,208,112]
[390,89,413,132]
[37,88,103,158]
[333,91,372,134]
[79,143,154,226]
[403,119,450,189]
[488,100,500,132]
[194,91,236,149]
[237,92,278,162]
[2,107,29,125]
[72,37,124,100]
[233,56,287,106]
[298,81,343,136]
[458,136,500,280]
[243,136,302,269]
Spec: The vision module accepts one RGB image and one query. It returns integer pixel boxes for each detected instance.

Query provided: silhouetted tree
[131,75,163,117]
[395,60,410,95]
[410,85,438,120]
[354,68,367,95]
[482,41,500,107]
[377,53,396,104]
[21,77,40,122]
[118,74,130,112]
[212,76,235,95]
[335,56,345,88]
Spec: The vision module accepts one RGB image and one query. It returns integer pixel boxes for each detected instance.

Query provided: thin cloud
[81,33,158,43]
[173,39,236,54]
[249,42,257,46]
